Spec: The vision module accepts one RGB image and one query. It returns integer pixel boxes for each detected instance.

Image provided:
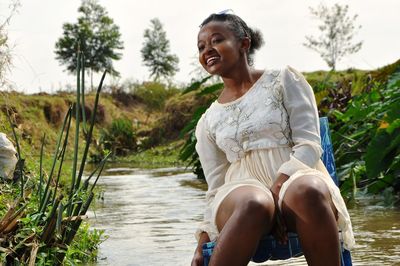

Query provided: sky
[1,0,399,93]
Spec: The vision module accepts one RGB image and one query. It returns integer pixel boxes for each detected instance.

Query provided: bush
[101,118,136,156]
[129,81,178,110]
[65,222,107,264]
[43,100,68,126]
[332,70,400,197]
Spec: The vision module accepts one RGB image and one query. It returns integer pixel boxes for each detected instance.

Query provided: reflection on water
[89,165,400,266]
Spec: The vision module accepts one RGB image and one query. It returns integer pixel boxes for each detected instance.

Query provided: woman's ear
[240,37,251,53]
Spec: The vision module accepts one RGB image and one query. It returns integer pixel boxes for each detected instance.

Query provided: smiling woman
[196,14,265,105]
[197,13,263,67]
[191,13,355,266]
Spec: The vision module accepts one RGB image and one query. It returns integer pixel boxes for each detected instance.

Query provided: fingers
[271,192,288,245]
[191,250,204,266]
[273,210,288,244]
[191,257,202,266]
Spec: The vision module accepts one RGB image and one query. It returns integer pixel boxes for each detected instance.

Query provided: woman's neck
[218,65,263,103]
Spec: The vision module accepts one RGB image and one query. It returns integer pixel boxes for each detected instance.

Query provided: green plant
[0,52,110,265]
[101,118,136,156]
[131,81,178,110]
[332,70,400,197]
[179,76,222,179]
[65,222,106,263]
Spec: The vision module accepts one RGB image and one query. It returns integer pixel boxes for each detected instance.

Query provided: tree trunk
[91,69,94,91]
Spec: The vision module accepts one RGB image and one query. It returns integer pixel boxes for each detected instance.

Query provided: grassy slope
[0,91,169,187]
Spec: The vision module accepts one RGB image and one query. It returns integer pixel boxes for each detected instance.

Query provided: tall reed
[1,52,109,265]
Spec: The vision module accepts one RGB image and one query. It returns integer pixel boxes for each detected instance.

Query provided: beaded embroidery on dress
[203,69,293,163]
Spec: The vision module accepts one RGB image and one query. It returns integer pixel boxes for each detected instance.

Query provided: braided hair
[200,13,264,66]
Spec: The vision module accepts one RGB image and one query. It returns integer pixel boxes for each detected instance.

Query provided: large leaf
[179,106,208,137]
[367,174,395,194]
[197,83,223,96]
[365,128,400,178]
[182,76,212,94]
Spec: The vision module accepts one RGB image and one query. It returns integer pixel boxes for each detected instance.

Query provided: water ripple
[88,166,400,266]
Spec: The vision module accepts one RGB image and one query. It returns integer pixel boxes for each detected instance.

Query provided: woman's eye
[198,45,205,52]
[212,38,222,44]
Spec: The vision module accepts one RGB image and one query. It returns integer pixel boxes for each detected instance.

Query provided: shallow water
[88,165,400,266]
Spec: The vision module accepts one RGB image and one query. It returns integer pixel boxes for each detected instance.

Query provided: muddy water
[88,166,400,266]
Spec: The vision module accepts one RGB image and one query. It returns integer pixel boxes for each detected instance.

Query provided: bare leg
[210,186,275,266]
[281,175,340,266]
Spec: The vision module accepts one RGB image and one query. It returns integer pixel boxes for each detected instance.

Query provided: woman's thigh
[280,175,338,232]
[215,185,275,232]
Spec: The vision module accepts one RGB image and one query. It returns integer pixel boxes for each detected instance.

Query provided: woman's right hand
[191,248,204,266]
[270,174,289,244]
[191,232,210,266]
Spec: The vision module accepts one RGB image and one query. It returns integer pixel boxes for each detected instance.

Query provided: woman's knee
[237,193,275,221]
[286,176,330,209]
[216,187,274,231]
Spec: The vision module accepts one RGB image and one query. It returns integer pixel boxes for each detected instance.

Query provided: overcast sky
[1,0,399,93]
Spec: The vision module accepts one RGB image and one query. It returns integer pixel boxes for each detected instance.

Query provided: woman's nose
[204,44,214,54]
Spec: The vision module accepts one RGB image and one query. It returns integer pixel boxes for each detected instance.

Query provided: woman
[191,13,355,266]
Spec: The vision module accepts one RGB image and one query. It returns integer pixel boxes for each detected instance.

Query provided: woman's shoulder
[279,65,307,83]
[196,103,219,128]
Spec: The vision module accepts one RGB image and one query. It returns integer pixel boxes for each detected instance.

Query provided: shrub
[43,100,68,126]
[101,118,136,156]
[130,81,178,110]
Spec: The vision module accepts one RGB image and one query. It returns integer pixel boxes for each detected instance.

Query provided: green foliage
[131,81,178,110]
[65,222,106,263]
[0,53,109,264]
[55,0,123,76]
[332,70,400,196]
[116,140,182,168]
[101,118,136,156]
[304,3,362,70]
[141,18,179,81]
[179,77,222,179]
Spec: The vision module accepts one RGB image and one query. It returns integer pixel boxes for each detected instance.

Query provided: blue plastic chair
[202,117,353,266]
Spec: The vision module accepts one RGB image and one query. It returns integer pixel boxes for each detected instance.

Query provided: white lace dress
[194,66,355,250]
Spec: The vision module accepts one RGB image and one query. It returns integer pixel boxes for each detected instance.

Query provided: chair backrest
[319,117,339,186]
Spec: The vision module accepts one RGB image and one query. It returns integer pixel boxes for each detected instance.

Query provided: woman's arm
[191,232,211,266]
[192,115,230,263]
[270,66,322,241]
[277,65,323,177]
[194,115,230,241]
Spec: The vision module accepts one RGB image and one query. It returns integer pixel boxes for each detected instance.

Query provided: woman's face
[197,21,244,76]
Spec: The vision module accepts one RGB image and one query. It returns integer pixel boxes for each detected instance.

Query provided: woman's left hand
[270,174,290,244]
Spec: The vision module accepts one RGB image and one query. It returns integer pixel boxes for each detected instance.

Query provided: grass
[112,140,184,168]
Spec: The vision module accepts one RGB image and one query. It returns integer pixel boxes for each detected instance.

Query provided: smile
[206,56,220,66]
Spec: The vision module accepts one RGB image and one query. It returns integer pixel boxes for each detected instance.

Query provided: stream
[88,165,400,266]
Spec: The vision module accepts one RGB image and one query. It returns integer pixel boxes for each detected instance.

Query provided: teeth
[206,56,219,65]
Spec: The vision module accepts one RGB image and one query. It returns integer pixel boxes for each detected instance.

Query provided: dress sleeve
[194,114,230,241]
[277,66,323,176]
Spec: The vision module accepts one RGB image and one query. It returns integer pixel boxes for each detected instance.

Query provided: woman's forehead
[198,21,232,40]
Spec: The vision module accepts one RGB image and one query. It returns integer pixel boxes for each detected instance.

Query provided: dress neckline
[214,70,267,106]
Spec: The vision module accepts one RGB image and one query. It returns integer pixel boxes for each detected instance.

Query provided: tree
[0,0,20,88]
[55,0,123,87]
[141,18,179,81]
[303,3,362,71]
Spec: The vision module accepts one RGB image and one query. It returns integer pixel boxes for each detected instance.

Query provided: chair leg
[341,249,352,266]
